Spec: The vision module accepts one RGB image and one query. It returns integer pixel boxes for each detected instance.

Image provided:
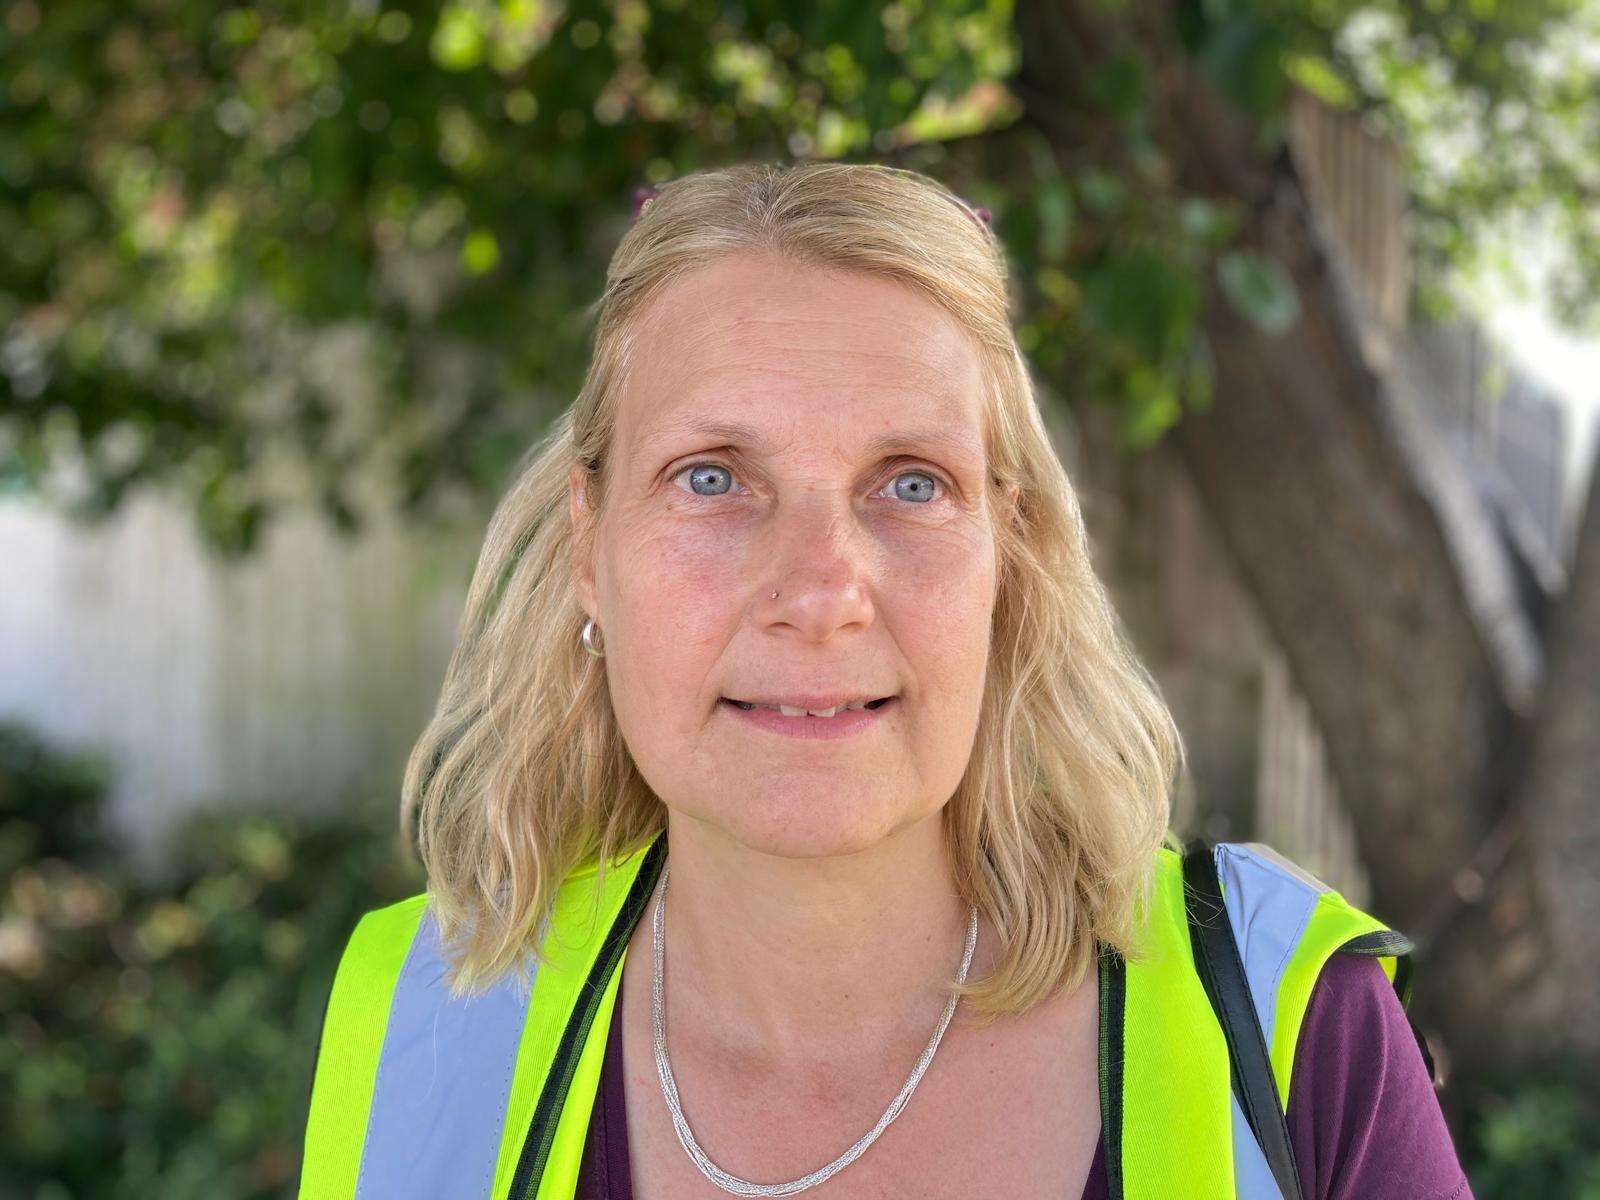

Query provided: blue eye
[887,470,938,503]
[679,463,734,496]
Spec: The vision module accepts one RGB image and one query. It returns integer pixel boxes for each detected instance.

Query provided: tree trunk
[1008,0,1600,1082]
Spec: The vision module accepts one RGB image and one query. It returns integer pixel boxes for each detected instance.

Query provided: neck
[647,810,985,1073]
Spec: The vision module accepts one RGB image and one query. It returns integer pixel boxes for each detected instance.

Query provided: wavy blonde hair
[402,160,1182,1020]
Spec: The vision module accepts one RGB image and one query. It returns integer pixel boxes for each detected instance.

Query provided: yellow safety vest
[297,833,1410,1199]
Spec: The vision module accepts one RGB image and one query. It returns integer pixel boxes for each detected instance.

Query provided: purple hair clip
[958,196,993,231]
[630,183,658,223]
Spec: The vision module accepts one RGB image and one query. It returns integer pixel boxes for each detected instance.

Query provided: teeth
[728,698,883,716]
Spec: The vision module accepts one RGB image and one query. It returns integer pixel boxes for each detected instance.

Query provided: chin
[732,824,886,863]
[686,790,912,862]
[662,800,889,864]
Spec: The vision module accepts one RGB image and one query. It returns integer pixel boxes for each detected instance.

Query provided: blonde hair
[402,161,1182,1020]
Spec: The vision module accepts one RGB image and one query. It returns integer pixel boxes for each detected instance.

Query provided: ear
[568,464,599,619]
[1001,482,1021,532]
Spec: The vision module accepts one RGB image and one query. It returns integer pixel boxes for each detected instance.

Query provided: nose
[758,491,876,642]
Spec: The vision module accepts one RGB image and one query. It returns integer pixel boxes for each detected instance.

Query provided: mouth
[719,696,897,718]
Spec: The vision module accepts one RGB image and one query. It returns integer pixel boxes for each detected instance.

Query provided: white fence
[0,485,480,871]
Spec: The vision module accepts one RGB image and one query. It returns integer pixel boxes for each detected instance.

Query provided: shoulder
[1293,951,1417,1092]
[1286,940,1472,1199]
[350,892,431,939]
[314,893,433,1052]
[335,893,431,978]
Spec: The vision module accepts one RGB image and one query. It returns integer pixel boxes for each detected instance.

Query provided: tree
[1000,0,1600,1092]
[4,0,1598,1123]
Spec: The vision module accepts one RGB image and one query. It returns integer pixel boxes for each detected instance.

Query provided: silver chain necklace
[650,859,980,1197]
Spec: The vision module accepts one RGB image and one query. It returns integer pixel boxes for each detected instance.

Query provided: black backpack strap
[1182,838,1305,1200]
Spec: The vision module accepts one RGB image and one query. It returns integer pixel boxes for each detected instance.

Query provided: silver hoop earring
[580,618,605,658]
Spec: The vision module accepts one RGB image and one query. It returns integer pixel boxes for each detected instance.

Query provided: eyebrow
[642,415,985,469]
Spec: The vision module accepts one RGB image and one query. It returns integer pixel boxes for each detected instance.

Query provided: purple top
[576,952,1472,1199]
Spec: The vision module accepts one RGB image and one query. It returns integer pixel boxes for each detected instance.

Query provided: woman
[298,162,1472,1199]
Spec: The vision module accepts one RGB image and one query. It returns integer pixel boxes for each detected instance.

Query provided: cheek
[608,509,751,624]
[655,522,741,619]
[895,526,997,634]
[891,535,997,739]
[599,518,735,698]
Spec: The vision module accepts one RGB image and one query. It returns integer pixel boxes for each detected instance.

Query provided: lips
[718,695,897,739]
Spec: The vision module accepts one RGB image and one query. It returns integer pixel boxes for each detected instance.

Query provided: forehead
[615,252,987,462]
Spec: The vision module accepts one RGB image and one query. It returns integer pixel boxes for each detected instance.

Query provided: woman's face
[570,250,1002,860]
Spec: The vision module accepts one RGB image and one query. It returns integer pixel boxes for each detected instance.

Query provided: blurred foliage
[0,0,1596,551]
[1461,1068,1600,1198]
[0,720,423,1199]
[0,722,112,875]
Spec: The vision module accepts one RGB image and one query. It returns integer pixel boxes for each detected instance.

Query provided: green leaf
[1076,168,1127,217]
[1089,52,1147,123]
[1179,197,1237,247]
[431,5,485,71]
[1196,15,1289,118]
[1034,178,1075,261]
[461,227,500,275]
[1217,249,1300,334]
[1080,247,1201,364]
[1285,52,1357,110]
[1120,364,1182,447]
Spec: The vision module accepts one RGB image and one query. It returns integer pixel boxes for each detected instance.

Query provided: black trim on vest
[1392,948,1414,1008]
[1097,942,1126,1200]
[1337,928,1415,959]
[1388,953,1414,1011]
[1182,838,1305,1200]
[512,831,668,1199]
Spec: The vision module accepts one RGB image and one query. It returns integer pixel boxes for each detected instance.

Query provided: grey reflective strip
[355,907,535,1199]
[1236,842,1332,896]
[1231,1089,1287,1199]
[1214,842,1323,1053]
[1217,842,1323,1199]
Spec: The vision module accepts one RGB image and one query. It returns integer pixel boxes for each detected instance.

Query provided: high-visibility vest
[297,834,1412,1200]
